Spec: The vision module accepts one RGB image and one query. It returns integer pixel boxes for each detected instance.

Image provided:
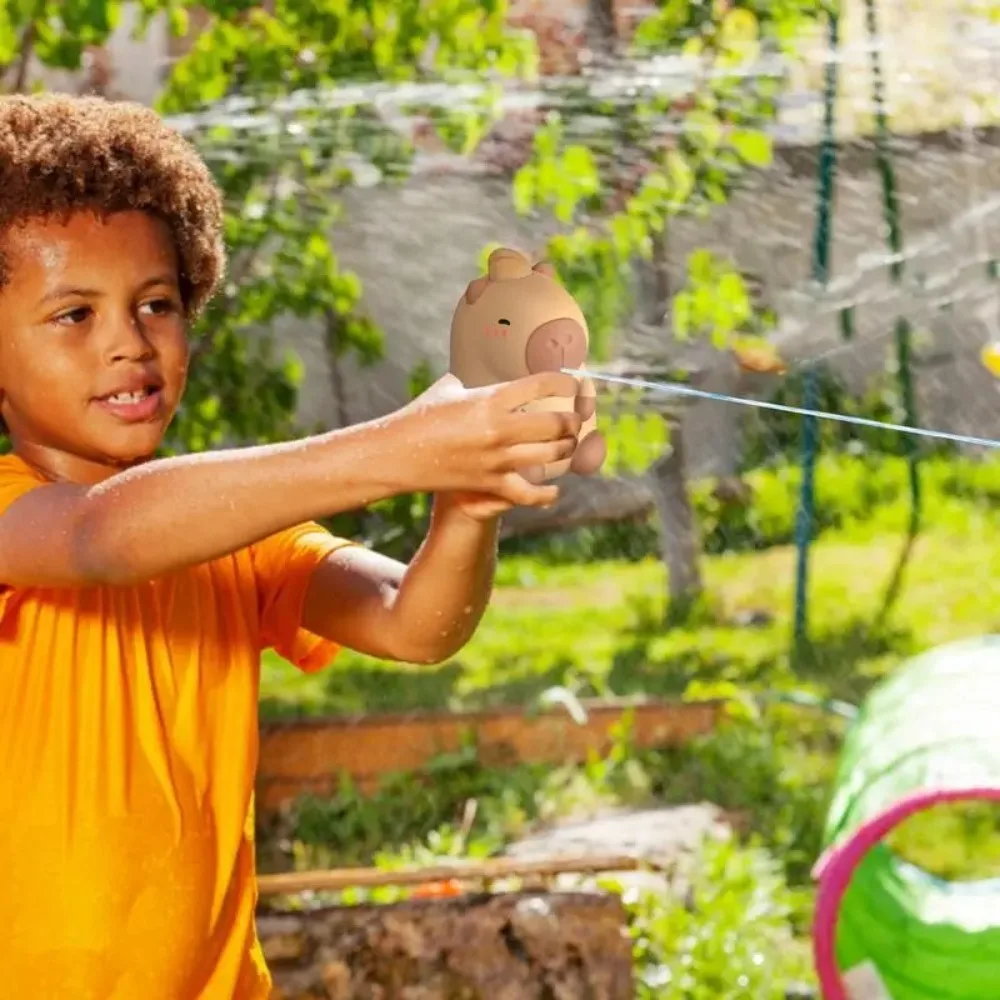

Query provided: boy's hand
[390,372,581,510]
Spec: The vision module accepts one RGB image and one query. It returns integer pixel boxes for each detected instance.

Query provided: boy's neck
[11,438,148,485]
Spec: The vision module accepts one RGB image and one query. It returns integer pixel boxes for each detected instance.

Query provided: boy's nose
[524,318,587,373]
[104,317,155,363]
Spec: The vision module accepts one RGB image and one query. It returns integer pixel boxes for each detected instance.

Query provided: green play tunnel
[812,636,1000,999]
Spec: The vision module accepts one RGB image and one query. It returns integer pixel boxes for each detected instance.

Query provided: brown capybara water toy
[449,247,606,482]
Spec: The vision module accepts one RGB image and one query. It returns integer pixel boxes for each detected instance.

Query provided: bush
[501,449,1000,564]
[738,363,952,470]
[626,834,814,998]
[279,714,821,996]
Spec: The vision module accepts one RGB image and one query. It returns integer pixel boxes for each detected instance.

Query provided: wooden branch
[499,472,656,538]
[258,853,665,897]
[10,22,36,94]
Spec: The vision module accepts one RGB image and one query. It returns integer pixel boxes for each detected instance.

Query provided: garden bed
[256,697,722,814]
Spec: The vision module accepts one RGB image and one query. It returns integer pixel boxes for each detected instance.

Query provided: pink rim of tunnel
[812,786,1000,1000]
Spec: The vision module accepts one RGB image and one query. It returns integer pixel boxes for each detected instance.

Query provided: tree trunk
[261,892,634,1000]
[499,472,654,539]
[649,421,703,613]
[586,0,617,59]
[643,230,704,613]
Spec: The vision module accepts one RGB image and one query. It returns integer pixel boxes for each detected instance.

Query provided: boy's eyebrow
[38,275,178,306]
[39,285,103,305]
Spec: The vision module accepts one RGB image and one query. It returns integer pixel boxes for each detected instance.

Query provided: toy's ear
[464,275,489,305]
[532,260,557,279]
[488,247,532,281]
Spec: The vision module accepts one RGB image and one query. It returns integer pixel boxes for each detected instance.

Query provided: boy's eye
[139,297,178,317]
[53,306,92,327]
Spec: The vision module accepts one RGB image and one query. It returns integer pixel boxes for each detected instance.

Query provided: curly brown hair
[0,93,226,317]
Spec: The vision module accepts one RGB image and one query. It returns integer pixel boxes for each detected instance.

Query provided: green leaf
[730,129,773,168]
[665,150,695,206]
[512,165,536,216]
[0,8,17,65]
[688,249,716,284]
[166,5,189,38]
[562,144,599,196]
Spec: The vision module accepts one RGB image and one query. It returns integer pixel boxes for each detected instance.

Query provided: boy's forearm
[4,420,407,587]
[384,498,500,663]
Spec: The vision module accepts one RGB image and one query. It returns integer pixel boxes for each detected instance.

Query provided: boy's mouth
[94,383,165,423]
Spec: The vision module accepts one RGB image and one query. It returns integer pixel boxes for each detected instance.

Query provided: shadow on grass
[259,661,465,720]
[793,616,918,704]
[605,594,728,699]
[874,526,919,633]
[260,656,585,721]
[605,590,919,707]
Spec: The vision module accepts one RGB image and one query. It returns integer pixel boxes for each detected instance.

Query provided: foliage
[0,1,123,82]
[257,448,1000,994]
[507,0,825,356]
[503,439,997,566]
[287,711,652,874]
[262,460,1000,992]
[887,800,1000,881]
[737,362,955,470]
[274,714,820,993]
[262,449,1000,723]
[626,835,814,998]
[1,0,535,452]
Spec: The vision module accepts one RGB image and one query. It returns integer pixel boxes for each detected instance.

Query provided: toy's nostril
[525,317,586,373]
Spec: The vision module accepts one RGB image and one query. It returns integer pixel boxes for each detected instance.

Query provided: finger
[497,371,581,407]
[496,472,560,508]
[499,436,578,471]
[501,409,583,444]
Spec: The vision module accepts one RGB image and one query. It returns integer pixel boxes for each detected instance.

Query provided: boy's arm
[301,495,499,665]
[0,372,581,589]
[0,422,403,588]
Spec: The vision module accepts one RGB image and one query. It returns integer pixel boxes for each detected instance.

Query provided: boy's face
[0,210,189,483]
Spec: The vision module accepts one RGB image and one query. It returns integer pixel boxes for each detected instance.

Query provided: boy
[0,94,582,999]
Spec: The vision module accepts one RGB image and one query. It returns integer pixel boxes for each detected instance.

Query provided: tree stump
[261,891,634,1000]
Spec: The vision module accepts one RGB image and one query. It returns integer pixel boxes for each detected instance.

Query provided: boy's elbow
[389,633,469,667]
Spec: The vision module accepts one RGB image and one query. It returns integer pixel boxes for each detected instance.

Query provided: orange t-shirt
[0,454,351,999]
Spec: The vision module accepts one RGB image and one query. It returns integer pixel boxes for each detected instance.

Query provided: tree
[507,0,827,615]
[1,0,535,458]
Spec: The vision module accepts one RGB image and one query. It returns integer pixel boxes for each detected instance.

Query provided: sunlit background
[8,1,1000,997]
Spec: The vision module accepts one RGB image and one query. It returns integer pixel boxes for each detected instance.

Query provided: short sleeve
[0,456,44,518]
[0,456,47,615]
[249,521,355,673]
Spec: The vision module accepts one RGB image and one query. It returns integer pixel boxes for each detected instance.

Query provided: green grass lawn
[261,502,1000,720]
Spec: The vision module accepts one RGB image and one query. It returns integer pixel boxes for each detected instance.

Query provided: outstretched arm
[0,421,404,588]
[301,494,499,665]
[0,372,581,589]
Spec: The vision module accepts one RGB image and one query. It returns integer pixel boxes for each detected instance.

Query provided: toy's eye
[498,319,510,326]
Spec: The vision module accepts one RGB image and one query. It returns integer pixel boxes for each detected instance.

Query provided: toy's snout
[524,318,587,373]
